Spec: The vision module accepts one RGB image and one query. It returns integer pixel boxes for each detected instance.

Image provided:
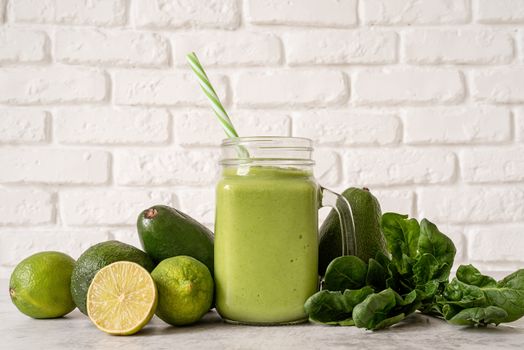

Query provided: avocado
[71,240,154,315]
[137,205,214,274]
[318,187,387,276]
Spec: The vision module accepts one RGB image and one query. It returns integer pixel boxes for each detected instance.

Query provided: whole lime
[9,251,76,318]
[70,240,154,315]
[151,256,213,326]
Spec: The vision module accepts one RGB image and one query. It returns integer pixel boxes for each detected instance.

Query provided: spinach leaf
[455,265,497,288]
[498,269,524,290]
[486,270,524,322]
[366,257,388,291]
[446,306,508,326]
[418,219,455,269]
[352,289,420,330]
[304,287,374,325]
[441,279,487,309]
[380,215,455,312]
[438,266,524,325]
[324,256,368,292]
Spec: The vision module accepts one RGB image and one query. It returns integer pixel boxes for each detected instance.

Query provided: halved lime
[87,261,157,335]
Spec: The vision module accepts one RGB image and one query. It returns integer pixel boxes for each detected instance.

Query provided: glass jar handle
[319,187,356,256]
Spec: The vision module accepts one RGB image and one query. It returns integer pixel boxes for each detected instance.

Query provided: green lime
[71,240,154,315]
[87,261,158,335]
[151,256,213,326]
[9,251,76,318]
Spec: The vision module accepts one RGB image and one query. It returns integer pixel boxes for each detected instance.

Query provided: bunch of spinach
[436,264,524,326]
[306,213,456,330]
[306,212,524,330]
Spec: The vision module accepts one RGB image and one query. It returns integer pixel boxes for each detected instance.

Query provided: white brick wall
[1,0,524,277]
[361,0,470,25]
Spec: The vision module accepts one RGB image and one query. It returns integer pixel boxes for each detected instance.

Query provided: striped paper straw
[186,52,240,139]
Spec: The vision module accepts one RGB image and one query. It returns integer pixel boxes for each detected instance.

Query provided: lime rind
[151,256,214,326]
[9,251,76,319]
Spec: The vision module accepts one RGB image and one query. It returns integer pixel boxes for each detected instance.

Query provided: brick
[0,148,109,184]
[516,107,524,142]
[294,111,400,146]
[55,107,169,145]
[404,106,511,144]
[0,109,47,143]
[114,149,219,186]
[246,0,357,27]
[0,0,4,23]
[403,29,514,64]
[133,0,239,29]
[372,190,414,217]
[517,29,524,62]
[235,71,348,107]
[172,32,281,67]
[177,188,215,226]
[418,187,524,223]
[476,0,524,23]
[343,149,456,186]
[467,225,524,262]
[11,0,126,26]
[0,189,53,225]
[174,110,290,146]
[353,68,464,105]
[0,230,109,266]
[361,0,469,25]
[0,67,106,105]
[61,189,174,226]
[284,30,397,65]
[461,147,524,183]
[0,29,47,63]
[114,70,227,107]
[56,29,168,67]
[472,67,524,103]
[314,149,341,187]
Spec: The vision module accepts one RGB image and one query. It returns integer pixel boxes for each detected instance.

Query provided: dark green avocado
[137,205,214,274]
[318,187,387,276]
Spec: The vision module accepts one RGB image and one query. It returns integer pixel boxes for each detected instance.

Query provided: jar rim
[221,136,313,149]
[220,136,315,166]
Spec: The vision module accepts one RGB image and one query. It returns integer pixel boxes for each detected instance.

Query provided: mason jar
[214,137,355,325]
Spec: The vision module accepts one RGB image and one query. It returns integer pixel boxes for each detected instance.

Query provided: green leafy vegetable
[437,265,524,326]
[304,287,374,325]
[365,257,388,291]
[306,213,455,330]
[324,256,368,292]
[353,288,420,330]
[379,214,456,312]
[306,212,524,330]
[446,306,508,326]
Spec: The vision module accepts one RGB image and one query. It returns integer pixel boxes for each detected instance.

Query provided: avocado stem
[9,288,15,298]
[145,208,158,219]
[363,187,370,191]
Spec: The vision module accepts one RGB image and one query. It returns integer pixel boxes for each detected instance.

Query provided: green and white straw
[186,52,240,139]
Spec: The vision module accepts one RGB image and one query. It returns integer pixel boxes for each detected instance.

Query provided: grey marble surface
[2,279,524,350]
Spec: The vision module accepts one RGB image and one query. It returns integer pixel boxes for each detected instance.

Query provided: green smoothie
[214,166,319,324]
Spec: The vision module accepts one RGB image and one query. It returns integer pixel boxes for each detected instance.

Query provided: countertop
[2,279,524,350]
